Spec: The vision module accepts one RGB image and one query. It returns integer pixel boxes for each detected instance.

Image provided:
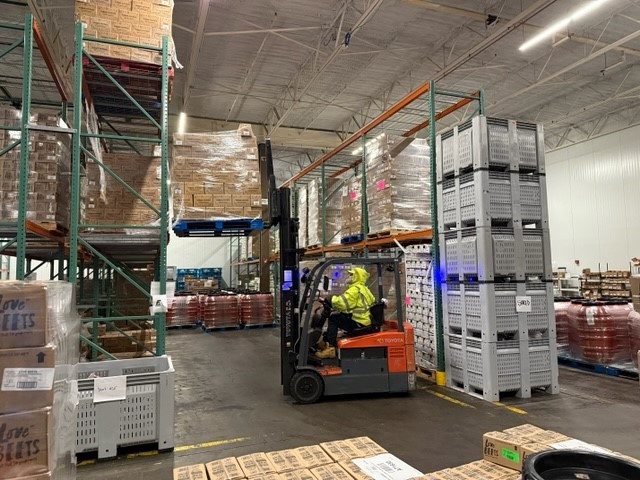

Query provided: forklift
[260,140,416,404]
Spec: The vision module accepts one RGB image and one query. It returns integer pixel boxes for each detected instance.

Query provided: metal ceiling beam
[402,0,640,57]
[491,28,640,113]
[265,0,384,135]
[204,26,323,36]
[181,0,211,110]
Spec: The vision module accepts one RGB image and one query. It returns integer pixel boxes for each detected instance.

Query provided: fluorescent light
[519,0,609,51]
[177,111,187,134]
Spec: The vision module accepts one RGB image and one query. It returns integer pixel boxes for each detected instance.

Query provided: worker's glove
[322,295,333,308]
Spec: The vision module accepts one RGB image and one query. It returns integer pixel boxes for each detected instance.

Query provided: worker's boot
[316,339,328,351]
[316,346,336,359]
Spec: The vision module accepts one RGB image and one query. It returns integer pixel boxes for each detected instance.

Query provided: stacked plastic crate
[436,116,559,401]
[405,244,436,370]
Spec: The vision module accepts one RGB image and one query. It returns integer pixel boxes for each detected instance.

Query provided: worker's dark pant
[326,313,361,347]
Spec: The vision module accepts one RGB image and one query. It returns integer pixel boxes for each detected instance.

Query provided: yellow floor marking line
[78,436,251,466]
[493,401,527,415]
[427,389,475,408]
[175,436,251,452]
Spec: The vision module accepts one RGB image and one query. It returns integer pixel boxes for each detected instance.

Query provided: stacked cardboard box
[85,152,161,226]
[340,175,362,239]
[74,0,174,65]
[96,327,156,358]
[365,135,430,235]
[581,269,631,299]
[298,186,308,247]
[421,424,640,479]
[629,276,640,311]
[172,125,262,220]
[0,108,71,229]
[307,178,342,246]
[0,282,79,480]
[176,437,394,480]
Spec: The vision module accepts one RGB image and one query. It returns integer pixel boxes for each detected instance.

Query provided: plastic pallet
[166,324,199,330]
[202,325,241,333]
[557,356,639,379]
[241,323,277,329]
[173,218,263,237]
[340,234,364,244]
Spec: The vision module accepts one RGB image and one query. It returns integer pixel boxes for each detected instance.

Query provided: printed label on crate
[586,307,596,326]
[94,375,127,403]
[1,367,55,391]
[515,296,532,313]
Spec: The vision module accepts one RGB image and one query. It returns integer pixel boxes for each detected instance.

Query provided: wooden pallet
[33,221,68,235]
[367,229,412,239]
[416,365,436,382]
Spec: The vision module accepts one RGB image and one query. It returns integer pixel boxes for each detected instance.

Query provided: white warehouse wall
[167,233,231,285]
[546,124,640,272]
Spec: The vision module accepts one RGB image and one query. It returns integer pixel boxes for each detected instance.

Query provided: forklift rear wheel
[290,371,324,404]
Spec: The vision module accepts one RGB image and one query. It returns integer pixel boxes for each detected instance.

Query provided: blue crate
[198,267,222,279]
[176,281,186,291]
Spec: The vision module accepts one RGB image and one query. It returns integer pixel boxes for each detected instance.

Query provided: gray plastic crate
[76,355,175,459]
[440,227,552,281]
[443,281,555,340]
[436,116,546,181]
[438,171,548,230]
[445,334,559,401]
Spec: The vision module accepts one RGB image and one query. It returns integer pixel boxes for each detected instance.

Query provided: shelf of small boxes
[580,269,631,299]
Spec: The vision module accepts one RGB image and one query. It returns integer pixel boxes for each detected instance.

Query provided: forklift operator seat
[344,301,386,337]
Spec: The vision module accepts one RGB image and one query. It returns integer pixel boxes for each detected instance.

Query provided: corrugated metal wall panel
[547,125,640,271]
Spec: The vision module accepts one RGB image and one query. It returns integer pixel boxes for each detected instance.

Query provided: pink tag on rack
[404,295,411,305]
[376,179,386,191]
[348,191,357,201]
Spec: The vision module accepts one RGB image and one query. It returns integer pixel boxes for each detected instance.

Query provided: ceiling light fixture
[177,111,187,134]
[519,0,609,51]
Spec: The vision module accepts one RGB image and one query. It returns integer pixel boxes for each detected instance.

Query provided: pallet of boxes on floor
[0,281,79,479]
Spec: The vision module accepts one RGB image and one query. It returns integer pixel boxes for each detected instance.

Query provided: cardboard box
[279,469,316,480]
[421,470,473,480]
[0,408,51,479]
[205,457,244,480]
[173,464,208,480]
[310,464,353,480]
[266,449,306,473]
[344,437,386,457]
[295,445,333,469]
[482,431,525,471]
[0,346,55,414]
[247,475,280,480]
[319,440,361,462]
[452,460,519,479]
[0,282,48,349]
[238,452,277,477]
[631,277,640,296]
[338,460,374,480]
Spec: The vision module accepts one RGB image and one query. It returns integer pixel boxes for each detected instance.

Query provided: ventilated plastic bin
[443,282,554,340]
[75,355,175,459]
[436,116,546,180]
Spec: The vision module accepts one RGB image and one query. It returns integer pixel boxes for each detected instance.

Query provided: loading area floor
[78,329,640,479]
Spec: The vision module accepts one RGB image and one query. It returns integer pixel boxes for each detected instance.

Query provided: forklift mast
[258,140,300,395]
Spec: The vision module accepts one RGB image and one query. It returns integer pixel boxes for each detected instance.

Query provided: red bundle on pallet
[166,295,199,326]
[239,293,274,326]
[201,294,240,328]
[629,310,640,368]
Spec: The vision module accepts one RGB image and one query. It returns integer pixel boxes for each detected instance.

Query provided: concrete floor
[78,328,640,480]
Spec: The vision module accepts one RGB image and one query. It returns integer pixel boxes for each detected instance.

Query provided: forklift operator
[316,267,375,359]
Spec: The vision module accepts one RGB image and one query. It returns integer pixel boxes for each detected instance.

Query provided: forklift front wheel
[290,371,324,404]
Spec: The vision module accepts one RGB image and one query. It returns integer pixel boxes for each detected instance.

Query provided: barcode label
[2,368,55,391]
[17,381,38,389]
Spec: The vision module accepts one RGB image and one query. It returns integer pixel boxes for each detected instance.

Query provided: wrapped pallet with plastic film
[172,125,262,220]
[307,178,342,246]
[0,108,71,230]
[366,135,430,234]
[0,281,80,480]
[297,186,308,247]
[340,175,362,240]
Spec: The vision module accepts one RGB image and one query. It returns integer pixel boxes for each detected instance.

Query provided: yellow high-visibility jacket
[330,267,375,325]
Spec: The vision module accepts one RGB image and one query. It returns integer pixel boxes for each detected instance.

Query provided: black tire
[290,370,324,404]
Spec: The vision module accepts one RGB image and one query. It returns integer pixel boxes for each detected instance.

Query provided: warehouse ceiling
[2,0,640,182]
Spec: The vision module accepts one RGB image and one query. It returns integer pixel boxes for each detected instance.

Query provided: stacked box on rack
[436,116,558,402]
[307,178,341,246]
[74,0,174,65]
[365,135,431,235]
[172,125,262,220]
[0,108,71,229]
[0,281,79,480]
[405,244,436,370]
[84,152,161,226]
[340,175,362,239]
[297,186,308,247]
